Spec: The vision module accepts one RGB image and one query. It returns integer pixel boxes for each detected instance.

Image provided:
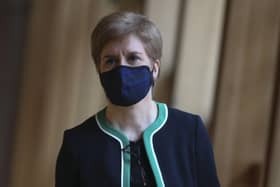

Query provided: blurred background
[1,0,280,187]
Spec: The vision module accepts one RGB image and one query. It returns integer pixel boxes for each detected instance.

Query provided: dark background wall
[0,1,30,186]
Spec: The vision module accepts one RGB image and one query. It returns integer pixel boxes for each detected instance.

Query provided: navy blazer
[55,102,220,187]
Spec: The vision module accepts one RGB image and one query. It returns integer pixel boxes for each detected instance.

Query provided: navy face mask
[99,65,154,106]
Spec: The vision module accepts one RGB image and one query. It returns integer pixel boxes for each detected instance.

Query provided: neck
[105,91,157,141]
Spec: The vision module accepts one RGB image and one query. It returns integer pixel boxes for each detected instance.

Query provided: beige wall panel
[119,0,143,12]
[144,0,181,103]
[267,77,280,187]
[213,0,280,187]
[172,0,226,123]
[9,1,120,187]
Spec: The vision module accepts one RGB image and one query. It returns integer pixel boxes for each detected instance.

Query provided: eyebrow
[127,51,143,55]
[102,55,115,60]
[102,51,143,59]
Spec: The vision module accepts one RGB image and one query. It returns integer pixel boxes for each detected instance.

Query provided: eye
[105,58,116,66]
[127,54,141,63]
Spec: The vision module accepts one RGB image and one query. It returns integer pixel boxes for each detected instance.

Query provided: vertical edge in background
[208,0,230,140]
[169,0,187,103]
[263,14,280,187]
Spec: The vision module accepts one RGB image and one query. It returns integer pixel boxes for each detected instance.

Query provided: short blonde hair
[91,12,162,70]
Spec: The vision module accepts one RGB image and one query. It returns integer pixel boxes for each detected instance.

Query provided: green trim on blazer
[95,102,168,187]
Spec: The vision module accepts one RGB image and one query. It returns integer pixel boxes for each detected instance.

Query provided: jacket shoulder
[165,106,207,137]
[167,106,202,126]
[63,115,99,142]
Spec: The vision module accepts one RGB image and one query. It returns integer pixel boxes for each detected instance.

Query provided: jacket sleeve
[195,116,220,187]
[55,130,80,187]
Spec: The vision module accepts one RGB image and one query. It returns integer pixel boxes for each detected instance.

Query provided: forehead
[101,34,147,56]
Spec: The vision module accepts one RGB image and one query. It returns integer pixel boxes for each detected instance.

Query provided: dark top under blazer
[55,102,220,187]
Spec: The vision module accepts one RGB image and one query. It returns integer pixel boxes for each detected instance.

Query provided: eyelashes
[105,58,116,66]
[127,54,142,62]
[104,54,142,67]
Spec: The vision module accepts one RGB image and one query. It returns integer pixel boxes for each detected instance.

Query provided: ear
[152,59,160,81]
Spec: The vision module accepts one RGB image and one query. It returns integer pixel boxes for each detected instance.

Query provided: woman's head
[91,12,162,72]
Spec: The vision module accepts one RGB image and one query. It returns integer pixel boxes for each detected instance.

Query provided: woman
[56,12,220,187]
